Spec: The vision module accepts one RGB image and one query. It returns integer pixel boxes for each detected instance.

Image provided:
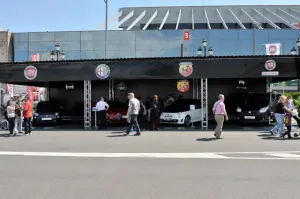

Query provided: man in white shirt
[125,93,141,136]
[95,97,109,129]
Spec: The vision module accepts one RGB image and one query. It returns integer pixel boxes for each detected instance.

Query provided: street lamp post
[291,38,300,56]
[197,39,214,57]
[104,0,108,59]
[50,43,65,61]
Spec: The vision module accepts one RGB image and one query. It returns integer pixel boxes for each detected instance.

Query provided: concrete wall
[0,31,12,62]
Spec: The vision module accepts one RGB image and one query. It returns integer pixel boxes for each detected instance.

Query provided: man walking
[95,97,109,129]
[14,96,23,134]
[125,93,141,136]
[212,94,228,139]
[23,97,33,135]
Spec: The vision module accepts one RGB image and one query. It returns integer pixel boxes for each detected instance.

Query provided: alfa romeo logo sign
[265,60,276,71]
[95,64,110,79]
[24,65,38,80]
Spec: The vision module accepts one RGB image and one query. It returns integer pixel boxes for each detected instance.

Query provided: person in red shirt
[23,97,33,135]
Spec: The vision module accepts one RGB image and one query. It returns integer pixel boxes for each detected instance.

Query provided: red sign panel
[31,54,39,62]
[183,30,190,41]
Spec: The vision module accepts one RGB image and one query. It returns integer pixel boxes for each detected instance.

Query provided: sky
[1,0,299,32]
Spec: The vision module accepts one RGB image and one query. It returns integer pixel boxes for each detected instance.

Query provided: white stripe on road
[266,153,300,158]
[0,151,228,159]
[1,151,300,160]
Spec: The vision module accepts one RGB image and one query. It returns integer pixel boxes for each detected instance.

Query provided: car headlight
[259,107,268,113]
[34,113,39,117]
[55,112,59,116]
[236,107,242,113]
[177,113,182,117]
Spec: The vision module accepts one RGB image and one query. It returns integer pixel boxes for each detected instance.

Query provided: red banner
[183,30,190,41]
[28,86,34,103]
[31,54,39,62]
[7,84,13,97]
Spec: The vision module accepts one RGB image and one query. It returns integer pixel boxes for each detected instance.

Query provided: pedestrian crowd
[4,96,33,136]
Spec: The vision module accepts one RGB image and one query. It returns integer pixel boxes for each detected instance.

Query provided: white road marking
[266,153,300,158]
[0,151,300,160]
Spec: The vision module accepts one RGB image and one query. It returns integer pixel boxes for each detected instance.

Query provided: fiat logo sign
[24,65,38,80]
[268,45,277,55]
[265,60,276,71]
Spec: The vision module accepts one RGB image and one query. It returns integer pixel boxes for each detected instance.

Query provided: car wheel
[184,116,191,127]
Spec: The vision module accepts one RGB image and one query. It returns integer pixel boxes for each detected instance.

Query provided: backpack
[267,100,278,114]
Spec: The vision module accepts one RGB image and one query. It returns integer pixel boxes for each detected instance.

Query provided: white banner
[265,43,281,55]
[7,84,13,97]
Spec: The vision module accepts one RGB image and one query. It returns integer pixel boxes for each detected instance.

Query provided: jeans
[126,114,141,134]
[8,117,15,134]
[14,116,23,133]
[24,117,32,134]
[271,114,285,135]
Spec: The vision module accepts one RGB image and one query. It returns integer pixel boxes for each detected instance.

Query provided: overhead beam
[290,8,300,16]
[175,9,182,30]
[229,9,246,29]
[192,9,195,29]
[216,8,228,29]
[266,8,298,29]
[159,9,170,30]
[241,8,263,29]
[98,11,122,30]
[253,8,280,29]
[204,9,211,29]
[117,11,134,28]
[278,8,300,22]
[126,10,146,30]
[142,10,158,30]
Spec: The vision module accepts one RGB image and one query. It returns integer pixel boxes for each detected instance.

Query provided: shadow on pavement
[196,138,218,142]
[0,133,25,138]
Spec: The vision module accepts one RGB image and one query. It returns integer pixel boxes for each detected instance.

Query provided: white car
[160,99,202,126]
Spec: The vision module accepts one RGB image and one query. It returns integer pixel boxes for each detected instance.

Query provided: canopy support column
[201,78,208,129]
[84,80,92,130]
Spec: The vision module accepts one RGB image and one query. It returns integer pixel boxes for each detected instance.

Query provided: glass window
[121,31,135,41]
[81,40,105,51]
[58,41,80,51]
[14,42,28,51]
[54,31,81,41]
[14,33,29,42]
[29,42,55,51]
[29,32,55,42]
[81,31,105,41]
[106,50,135,59]
[64,50,81,60]
[81,51,105,59]
[107,31,122,41]
[14,51,28,62]
[107,41,135,51]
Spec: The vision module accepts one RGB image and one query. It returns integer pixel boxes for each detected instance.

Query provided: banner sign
[31,54,40,62]
[265,43,281,55]
[183,30,190,41]
[7,84,13,97]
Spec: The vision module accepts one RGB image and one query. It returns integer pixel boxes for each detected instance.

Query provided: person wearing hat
[150,95,161,131]
[23,96,33,135]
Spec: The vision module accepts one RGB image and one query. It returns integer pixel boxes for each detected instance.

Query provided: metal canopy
[118,5,300,30]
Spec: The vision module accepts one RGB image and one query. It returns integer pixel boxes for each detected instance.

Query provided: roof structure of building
[116,5,300,30]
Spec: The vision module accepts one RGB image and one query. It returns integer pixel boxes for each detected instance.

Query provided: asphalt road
[1,130,300,199]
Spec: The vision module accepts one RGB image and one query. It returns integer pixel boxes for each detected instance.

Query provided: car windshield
[164,100,199,113]
[107,101,128,109]
[241,94,270,110]
[36,102,57,113]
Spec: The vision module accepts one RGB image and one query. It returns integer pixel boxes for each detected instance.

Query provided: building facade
[12,5,300,62]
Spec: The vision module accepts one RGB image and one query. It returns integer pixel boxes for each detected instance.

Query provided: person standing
[14,96,23,134]
[95,97,109,129]
[138,98,147,130]
[212,94,228,139]
[6,100,16,136]
[270,95,293,138]
[150,95,161,131]
[125,93,141,136]
[23,97,33,135]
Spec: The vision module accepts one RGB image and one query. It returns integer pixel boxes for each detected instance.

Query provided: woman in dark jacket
[150,95,161,131]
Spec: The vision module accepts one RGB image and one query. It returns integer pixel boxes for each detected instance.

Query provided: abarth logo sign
[24,65,37,80]
[177,80,190,92]
[95,64,110,79]
[265,60,276,71]
[179,62,193,77]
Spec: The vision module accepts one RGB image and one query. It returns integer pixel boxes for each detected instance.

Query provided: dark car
[33,101,61,126]
[235,92,281,124]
